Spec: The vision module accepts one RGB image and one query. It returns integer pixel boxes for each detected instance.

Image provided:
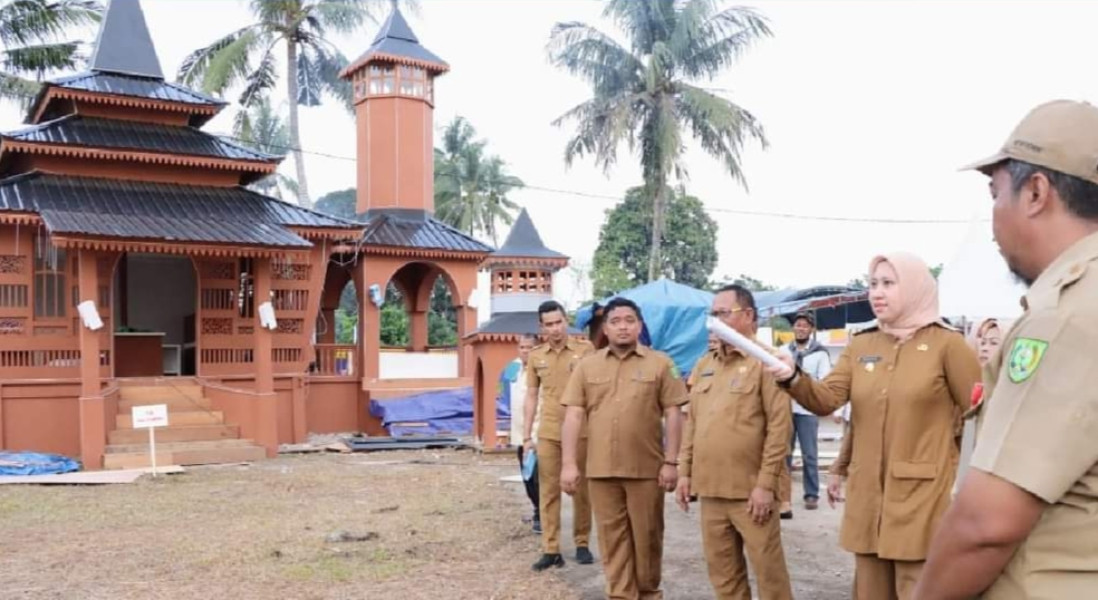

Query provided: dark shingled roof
[492,208,566,259]
[5,115,278,162]
[89,0,164,79]
[0,173,359,248]
[473,312,582,336]
[345,8,447,71]
[47,71,224,107]
[362,209,492,254]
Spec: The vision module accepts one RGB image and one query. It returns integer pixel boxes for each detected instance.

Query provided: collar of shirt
[599,344,649,361]
[1024,229,1098,311]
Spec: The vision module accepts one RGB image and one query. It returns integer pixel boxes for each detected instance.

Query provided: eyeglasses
[709,308,748,318]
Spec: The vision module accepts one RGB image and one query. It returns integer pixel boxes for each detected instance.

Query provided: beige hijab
[869,252,940,341]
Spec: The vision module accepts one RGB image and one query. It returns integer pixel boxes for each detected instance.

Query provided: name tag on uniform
[700,370,714,378]
[859,355,881,373]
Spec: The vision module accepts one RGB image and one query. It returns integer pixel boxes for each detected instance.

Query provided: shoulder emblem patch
[1008,338,1049,383]
[669,363,681,379]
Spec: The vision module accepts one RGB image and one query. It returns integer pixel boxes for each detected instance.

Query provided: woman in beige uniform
[770,252,981,600]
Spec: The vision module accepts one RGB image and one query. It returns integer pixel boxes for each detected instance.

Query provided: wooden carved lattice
[0,255,26,274]
[0,317,25,335]
[275,319,304,334]
[238,325,254,335]
[272,263,310,281]
[202,318,233,335]
[201,261,236,281]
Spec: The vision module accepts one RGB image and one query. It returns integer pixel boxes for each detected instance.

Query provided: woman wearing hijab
[769,252,981,600]
[953,318,1007,496]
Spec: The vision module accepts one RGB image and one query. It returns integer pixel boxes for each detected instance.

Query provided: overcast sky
[5,0,1097,309]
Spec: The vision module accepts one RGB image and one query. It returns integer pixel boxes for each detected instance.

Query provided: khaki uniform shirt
[526,338,595,441]
[561,345,688,479]
[787,324,980,560]
[971,231,1098,599]
[680,347,792,498]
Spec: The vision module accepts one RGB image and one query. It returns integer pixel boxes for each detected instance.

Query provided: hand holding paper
[706,317,794,379]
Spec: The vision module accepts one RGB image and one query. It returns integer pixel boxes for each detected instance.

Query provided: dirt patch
[0,450,852,599]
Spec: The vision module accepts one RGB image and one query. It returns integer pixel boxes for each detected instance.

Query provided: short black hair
[793,313,815,327]
[537,300,566,323]
[519,332,539,342]
[1006,158,1098,220]
[602,297,642,321]
[715,284,757,324]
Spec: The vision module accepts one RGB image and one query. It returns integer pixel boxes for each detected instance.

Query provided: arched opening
[314,261,359,377]
[112,253,197,377]
[377,262,460,380]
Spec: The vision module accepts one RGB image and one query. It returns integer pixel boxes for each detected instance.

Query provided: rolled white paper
[706,317,787,371]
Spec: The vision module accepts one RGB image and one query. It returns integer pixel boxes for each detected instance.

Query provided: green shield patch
[669,363,681,379]
[1008,337,1049,383]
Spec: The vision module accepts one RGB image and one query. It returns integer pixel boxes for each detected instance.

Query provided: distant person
[677,285,794,599]
[505,333,541,532]
[917,100,1098,599]
[768,252,981,600]
[560,297,688,599]
[783,313,833,514]
[523,301,596,571]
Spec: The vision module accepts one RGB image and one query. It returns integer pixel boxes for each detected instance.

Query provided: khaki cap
[962,99,1098,185]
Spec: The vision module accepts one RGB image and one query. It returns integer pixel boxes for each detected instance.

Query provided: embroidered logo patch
[1008,338,1048,383]
[669,363,681,379]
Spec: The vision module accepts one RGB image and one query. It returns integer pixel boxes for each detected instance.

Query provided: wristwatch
[776,365,801,389]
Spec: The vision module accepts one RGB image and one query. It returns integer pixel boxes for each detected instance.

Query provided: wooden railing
[314,344,356,377]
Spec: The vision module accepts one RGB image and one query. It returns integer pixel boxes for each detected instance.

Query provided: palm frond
[310,0,368,34]
[176,25,262,89]
[676,83,766,188]
[294,44,324,106]
[553,92,646,171]
[0,0,100,48]
[0,70,43,106]
[1,41,79,74]
[677,4,771,79]
[547,21,643,95]
[237,40,279,106]
[604,0,675,55]
[312,42,353,112]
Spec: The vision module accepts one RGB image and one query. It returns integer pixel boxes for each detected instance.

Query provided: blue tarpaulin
[575,278,714,377]
[368,385,509,437]
[0,451,80,476]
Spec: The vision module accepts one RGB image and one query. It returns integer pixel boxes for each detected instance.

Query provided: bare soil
[0,449,852,599]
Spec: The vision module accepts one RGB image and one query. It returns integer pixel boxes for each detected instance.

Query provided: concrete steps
[103,379,266,470]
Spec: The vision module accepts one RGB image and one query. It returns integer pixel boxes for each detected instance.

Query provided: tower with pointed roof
[466,209,577,449]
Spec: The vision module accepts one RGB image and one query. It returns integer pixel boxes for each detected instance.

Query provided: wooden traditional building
[0,0,496,469]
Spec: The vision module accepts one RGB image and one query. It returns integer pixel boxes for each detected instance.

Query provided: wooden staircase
[103,378,266,470]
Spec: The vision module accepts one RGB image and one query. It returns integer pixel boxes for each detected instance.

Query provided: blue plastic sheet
[0,451,80,476]
[575,279,715,377]
[369,385,510,437]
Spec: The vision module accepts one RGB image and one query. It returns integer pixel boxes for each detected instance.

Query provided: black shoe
[575,546,595,565]
[532,553,565,571]
[780,510,794,520]
[532,518,542,534]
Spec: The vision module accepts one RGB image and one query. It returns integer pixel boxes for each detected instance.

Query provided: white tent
[938,207,1027,320]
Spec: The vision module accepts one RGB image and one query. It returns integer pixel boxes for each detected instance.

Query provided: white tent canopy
[938,207,1027,320]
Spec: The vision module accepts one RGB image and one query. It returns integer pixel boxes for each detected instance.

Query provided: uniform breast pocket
[630,372,659,401]
[726,379,759,417]
[584,376,612,410]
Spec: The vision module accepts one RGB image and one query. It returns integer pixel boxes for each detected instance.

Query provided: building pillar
[456,305,477,378]
[360,261,381,381]
[253,257,278,457]
[318,308,337,344]
[409,310,428,352]
[77,249,106,469]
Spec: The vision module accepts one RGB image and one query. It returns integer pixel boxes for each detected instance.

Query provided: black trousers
[517,445,540,518]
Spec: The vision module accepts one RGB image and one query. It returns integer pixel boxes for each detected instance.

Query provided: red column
[409,310,428,352]
[253,257,278,457]
[77,249,106,469]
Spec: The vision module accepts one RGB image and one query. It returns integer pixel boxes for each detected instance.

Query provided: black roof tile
[0,173,359,248]
[346,8,447,71]
[48,71,224,107]
[89,0,164,79]
[492,208,566,259]
[362,209,492,253]
[5,115,277,162]
[473,312,582,336]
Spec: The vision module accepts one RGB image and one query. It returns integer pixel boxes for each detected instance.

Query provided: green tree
[233,96,300,201]
[592,186,717,297]
[549,0,771,282]
[730,273,776,292]
[0,0,101,106]
[434,116,524,244]
[314,187,356,219]
[177,0,416,209]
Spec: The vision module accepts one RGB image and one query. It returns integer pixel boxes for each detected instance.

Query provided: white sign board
[131,404,169,428]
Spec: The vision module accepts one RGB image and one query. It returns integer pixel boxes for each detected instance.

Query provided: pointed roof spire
[89,0,163,79]
[340,5,448,78]
[493,209,566,259]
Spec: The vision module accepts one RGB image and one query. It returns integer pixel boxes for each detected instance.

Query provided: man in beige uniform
[560,297,688,599]
[915,100,1098,598]
[523,300,595,571]
[676,284,794,600]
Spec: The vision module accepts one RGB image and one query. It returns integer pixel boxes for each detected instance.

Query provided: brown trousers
[537,437,591,553]
[854,554,924,600]
[588,478,665,600]
[700,497,793,600]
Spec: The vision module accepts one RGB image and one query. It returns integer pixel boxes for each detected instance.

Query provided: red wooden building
[0,0,498,469]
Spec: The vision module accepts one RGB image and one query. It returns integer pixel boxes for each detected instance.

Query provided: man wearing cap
[783,312,832,514]
[914,99,1098,599]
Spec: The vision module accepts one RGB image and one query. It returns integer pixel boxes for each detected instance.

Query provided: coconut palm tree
[233,96,299,201]
[0,0,100,106]
[549,0,771,281]
[177,0,417,209]
[434,116,523,245]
